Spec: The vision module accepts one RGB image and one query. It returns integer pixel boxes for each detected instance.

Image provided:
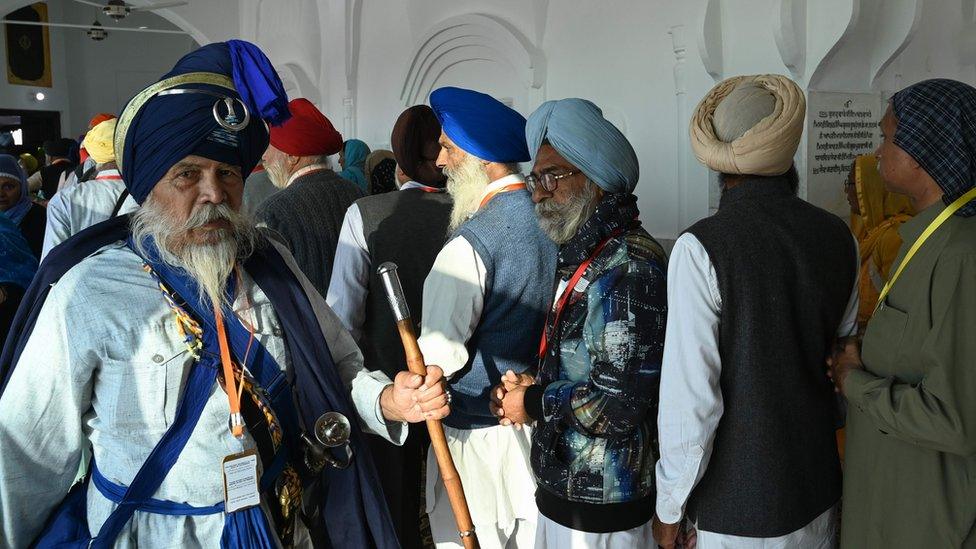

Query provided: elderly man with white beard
[416,87,557,548]
[0,41,444,549]
[492,99,667,549]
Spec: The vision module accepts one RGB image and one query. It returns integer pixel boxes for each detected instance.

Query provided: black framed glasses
[526,170,580,192]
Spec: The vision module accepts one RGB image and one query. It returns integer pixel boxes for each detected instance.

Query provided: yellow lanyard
[874,187,976,312]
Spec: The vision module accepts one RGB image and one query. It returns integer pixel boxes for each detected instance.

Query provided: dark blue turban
[892,78,976,217]
[116,40,290,204]
[430,86,530,163]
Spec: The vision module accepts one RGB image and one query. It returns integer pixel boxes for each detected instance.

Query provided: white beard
[535,180,600,245]
[444,154,491,232]
[265,159,291,189]
[131,196,259,310]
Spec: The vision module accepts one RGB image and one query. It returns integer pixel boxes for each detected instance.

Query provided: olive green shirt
[842,202,976,548]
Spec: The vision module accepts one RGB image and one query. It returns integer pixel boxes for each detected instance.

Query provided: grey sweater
[256,168,364,298]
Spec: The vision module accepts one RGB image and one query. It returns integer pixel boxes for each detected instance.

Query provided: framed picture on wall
[5,2,52,87]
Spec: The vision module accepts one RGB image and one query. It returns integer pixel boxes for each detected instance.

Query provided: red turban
[269,98,343,157]
[88,113,116,130]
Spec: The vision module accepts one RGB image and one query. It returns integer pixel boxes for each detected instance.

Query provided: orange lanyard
[537,233,618,359]
[479,183,526,209]
[213,270,256,439]
[214,306,245,438]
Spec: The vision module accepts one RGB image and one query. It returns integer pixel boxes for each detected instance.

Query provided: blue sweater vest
[442,189,557,430]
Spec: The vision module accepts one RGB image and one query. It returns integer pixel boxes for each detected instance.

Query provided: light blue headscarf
[338,139,370,192]
[0,154,31,226]
[0,214,37,290]
[526,98,639,194]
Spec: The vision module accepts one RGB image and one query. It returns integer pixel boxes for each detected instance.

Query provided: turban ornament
[114,40,290,204]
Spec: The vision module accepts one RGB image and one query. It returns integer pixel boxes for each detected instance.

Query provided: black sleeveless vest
[685,177,856,537]
[358,188,453,379]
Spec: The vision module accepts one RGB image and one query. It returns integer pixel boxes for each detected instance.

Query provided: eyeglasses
[525,170,580,192]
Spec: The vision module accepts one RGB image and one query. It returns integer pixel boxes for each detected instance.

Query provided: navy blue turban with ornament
[115,40,290,204]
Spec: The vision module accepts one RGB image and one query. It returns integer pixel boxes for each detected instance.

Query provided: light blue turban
[526,98,639,194]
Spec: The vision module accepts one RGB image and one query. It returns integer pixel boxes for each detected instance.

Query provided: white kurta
[326,181,433,343]
[417,174,538,549]
[41,169,139,260]
[655,232,858,546]
[0,241,405,548]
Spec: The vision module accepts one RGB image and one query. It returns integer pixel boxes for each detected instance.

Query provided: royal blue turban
[526,98,639,194]
[893,79,976,217]
[116,40,290,204]
[430,87,530,163]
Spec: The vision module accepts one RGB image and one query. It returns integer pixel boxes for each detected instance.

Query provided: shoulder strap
[875,187,976,311]
[110,190,130,218]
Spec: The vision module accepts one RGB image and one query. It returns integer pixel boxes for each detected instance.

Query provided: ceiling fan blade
[71,0,106,7]
[130,1,188,11]
[1,19,189,35]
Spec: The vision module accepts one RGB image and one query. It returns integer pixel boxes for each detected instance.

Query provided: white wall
[59,1,195,135]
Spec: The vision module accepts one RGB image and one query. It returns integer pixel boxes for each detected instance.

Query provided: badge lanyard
[874,186,976,312]
[213,269,256,439]
[479,183,527,209]
[538,233,619,358]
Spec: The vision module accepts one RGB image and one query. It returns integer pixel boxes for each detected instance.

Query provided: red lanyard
[479,183,526,209]
[95,174,122,181]
[412,185,442,193]
[538,233,619,358]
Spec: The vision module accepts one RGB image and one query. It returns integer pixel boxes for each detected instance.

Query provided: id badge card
[222,448,261,512]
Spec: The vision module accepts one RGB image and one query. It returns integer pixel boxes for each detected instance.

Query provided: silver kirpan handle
[377,262,411,322]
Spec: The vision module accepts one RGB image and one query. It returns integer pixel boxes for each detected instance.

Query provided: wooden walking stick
[377,262,479,549]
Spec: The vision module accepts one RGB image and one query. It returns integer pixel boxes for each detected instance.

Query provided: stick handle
[396,319,479,549]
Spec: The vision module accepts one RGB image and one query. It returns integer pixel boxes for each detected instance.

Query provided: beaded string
[142,263,282,447]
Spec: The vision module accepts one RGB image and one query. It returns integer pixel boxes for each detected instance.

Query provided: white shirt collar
[287,163,330,186]
[478,173,524,202]
[399,181,427,191]
[95,168,121,179]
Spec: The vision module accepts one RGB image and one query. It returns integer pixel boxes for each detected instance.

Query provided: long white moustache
[132,199,259,309]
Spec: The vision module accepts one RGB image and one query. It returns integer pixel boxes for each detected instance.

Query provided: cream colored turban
[690,74,805,176]
[83,118,117,164]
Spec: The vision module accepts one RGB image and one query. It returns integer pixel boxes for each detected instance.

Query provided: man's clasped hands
[489,370,535,428]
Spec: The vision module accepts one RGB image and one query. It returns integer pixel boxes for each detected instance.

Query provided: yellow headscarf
[83,118,117,164]
[18,153,38,175]
[851,154,914,329]
[852,154,914,232]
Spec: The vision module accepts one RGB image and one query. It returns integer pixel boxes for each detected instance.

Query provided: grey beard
[131,197,259,310]
[535,180,600,245]
[444,154,491,233]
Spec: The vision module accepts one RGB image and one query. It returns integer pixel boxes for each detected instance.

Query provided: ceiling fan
[72,0,188,21]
